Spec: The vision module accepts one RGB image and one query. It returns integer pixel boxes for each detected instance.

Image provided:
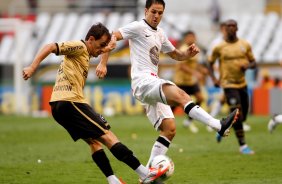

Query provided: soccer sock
[92,149,114,177]
[110,142,148,179]
[146,136,170,167]
[107,175,121,184]
[210,100,222,117]
[135,165,149,180]
[110,142,140,170]
[233,121,246,146]
[184,101,221,130]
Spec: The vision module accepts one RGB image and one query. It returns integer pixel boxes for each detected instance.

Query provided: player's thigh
[224,88,241,110]
[50,101,111,141]
[162,84,191,106]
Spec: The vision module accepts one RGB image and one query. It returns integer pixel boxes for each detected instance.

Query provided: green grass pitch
[1,114,282,184]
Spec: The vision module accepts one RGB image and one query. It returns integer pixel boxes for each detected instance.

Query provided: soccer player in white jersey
[98,0,239,177]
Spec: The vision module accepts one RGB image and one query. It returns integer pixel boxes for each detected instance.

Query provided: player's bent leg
[145,118,174,167]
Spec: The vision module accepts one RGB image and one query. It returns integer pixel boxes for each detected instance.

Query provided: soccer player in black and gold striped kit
[208,19,256,154]
[23,23,168,184]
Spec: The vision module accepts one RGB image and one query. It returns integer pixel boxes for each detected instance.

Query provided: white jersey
[119,19,175,85]
[119,20,176,128]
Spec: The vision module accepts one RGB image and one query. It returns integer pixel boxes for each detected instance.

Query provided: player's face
[145,3,164,28]
[89,34,109,57]
[185,34,196,45]
[225,21,238,38]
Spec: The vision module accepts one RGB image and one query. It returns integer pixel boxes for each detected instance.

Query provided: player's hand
[96,63,107,79]
[23,66,35,80]
[187,43,200,57]
[240,63,249,72]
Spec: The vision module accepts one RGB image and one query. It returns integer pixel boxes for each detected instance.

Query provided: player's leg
[182,85,203,133]
[50,101,125,184]
[239,87,254,154]
[84,138,123,184]
[50,101,166,183]
[162,83,239,136]
[98,131,169,183]
[224,88,254,154]
[144,103,175,167]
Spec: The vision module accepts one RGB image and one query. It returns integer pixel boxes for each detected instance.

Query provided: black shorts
[178,84,201,95]
[49,101,111,141]
[224,86,249,122]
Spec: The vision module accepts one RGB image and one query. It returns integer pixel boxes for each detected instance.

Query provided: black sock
[156,136,170,148]
[110,142,140,170]
[233,121,246,146]
[92,149,113,177]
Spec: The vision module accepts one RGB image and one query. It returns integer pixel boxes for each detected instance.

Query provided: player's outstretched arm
[96,32,123,79]
[23,43,57,80]
[167,43,200,61]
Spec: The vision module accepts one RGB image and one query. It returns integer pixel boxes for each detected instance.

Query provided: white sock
[274,114,282,123]
[185,102,221,130]
[210,100,222,117]
[146,136,170,167]
[239,144,248,151]
[135,165,149,180]
[107,175,120,184]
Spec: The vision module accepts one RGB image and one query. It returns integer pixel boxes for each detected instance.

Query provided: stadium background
[0,0,281,116]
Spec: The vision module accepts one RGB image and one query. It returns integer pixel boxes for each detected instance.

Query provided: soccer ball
[149,155,174,182]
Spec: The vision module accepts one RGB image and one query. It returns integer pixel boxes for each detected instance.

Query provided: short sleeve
[160,29,175,53]
[119,21,141,40]
[208,45,220,64]
[56,40,85,56]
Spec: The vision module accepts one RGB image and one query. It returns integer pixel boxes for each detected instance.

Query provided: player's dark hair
[145,0,165,9]
[182,30,195,37]
[219,21,226,28]
[85,23,111,41]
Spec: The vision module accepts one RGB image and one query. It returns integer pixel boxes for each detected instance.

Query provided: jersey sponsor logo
[61,45,83,53]
[53,85,72,91]
[240,45,246,53]
[149,46,159,66]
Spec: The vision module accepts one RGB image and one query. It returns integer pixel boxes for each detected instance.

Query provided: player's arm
[167,43,200,61]
[96,31,123,79]
[241,59,256,71]
[241,43,257,71]
[23,43,57,80]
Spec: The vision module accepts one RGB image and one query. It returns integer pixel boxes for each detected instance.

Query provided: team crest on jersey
[240,45,246,53]
[150,46,159,66]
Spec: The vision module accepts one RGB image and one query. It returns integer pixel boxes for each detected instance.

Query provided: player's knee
[110,142,133,161]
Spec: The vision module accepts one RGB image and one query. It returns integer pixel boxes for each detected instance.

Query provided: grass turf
[0,114,282,184]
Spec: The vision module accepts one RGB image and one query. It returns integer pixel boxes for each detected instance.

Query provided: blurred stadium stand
[0,0,281,65]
